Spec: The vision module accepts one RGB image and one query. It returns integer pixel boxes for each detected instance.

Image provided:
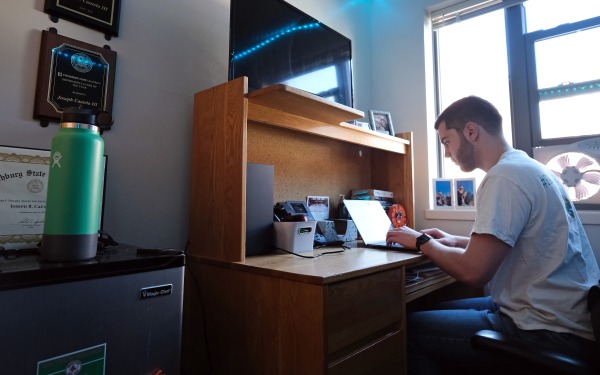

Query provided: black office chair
[470,280,600,375]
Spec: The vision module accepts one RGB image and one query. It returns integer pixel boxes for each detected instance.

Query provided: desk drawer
[328,327,404,375]
[325,268,404,360]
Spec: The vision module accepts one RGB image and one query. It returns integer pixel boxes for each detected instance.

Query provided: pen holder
[274,221,317,254]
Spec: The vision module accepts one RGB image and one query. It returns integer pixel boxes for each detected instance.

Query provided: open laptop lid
[343,199,391,245]
[343,199,416,251]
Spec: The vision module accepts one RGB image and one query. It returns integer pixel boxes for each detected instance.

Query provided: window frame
[525,14,600,148]
[432,2,600,210]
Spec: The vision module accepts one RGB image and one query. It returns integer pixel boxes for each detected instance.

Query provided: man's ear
[463,121,479,141]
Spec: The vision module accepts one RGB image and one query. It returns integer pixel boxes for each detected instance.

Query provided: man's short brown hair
[434,96,503,136]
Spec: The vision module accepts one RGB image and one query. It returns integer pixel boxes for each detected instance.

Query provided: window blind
[431,0,525,29]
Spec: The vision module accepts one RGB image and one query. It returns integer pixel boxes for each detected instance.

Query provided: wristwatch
[415,233,432,251]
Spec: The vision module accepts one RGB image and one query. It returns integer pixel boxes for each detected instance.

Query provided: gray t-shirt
[473,149,600,340]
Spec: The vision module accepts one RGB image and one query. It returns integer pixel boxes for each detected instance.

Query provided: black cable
[275,245,349,258]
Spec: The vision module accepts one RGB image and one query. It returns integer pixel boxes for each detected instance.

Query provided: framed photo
[306,195,329,221]
[368,110,395,136]
[455,178,476,208]
[44,0,122,37]
[432,178,453,209]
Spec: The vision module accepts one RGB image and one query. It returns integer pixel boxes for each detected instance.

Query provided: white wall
[0,0,372,249]
[1,0,597,253]
[0,0,230,248]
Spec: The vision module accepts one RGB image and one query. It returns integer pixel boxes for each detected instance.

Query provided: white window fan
[533,137,600,203]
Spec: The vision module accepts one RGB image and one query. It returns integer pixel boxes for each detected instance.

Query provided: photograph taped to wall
[433,178,453,209]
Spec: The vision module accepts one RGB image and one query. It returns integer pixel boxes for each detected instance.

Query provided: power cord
[275,244,350,258]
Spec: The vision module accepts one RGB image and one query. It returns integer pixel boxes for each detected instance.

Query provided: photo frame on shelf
[368,110,395,136]
[455,178,476,209]
[432,178,454,209]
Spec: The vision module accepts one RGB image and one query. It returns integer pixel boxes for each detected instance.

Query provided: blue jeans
[407,296,596,374]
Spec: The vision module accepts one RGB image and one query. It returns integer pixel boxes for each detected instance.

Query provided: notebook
[343,199,417,251]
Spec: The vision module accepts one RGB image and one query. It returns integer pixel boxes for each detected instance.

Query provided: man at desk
[386,96,600,374]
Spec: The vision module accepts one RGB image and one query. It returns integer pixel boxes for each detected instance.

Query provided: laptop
[343,199,417,251]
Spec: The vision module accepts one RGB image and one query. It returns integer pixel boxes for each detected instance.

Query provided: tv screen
[229,0,354,108]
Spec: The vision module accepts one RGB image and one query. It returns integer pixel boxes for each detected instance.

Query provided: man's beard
[455,134,477,172]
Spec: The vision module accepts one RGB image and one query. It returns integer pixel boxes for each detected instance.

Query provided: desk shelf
[189,77,414,263]
[185,78,420,375]
[247,84,410,154]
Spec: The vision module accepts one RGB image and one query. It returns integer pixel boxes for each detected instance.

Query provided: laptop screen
[343,199,393,245]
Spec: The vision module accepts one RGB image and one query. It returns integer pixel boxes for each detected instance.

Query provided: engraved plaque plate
[34,30,116,123]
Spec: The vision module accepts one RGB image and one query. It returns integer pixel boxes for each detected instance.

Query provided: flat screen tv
[229,0,354,108]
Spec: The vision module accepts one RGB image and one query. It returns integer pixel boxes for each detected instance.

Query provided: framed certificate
[0,146,107,249]
[0,146,51,248]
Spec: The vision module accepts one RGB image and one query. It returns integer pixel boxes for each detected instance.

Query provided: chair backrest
[588,280,600,353]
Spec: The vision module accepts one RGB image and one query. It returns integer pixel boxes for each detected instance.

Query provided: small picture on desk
[455,178,476,209]
[432,178,453,209]
[307,195,329,221]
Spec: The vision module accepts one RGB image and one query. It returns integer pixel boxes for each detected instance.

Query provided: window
[432,0,600,178]
[524,0,600,32]
[525,4,600,145]
[433,7,513,184]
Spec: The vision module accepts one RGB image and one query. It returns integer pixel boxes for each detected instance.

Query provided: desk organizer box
[274,221,317,253]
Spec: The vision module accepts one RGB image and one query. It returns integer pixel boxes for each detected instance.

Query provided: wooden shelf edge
[248,103,409,154]
[247,83,364,125]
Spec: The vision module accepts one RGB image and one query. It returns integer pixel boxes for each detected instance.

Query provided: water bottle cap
[61,107,96,125]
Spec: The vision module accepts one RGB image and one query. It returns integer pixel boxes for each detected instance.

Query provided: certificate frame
[33,30,117,124]
[44,0,121,37]
[0,146,50,248]
[0,145,107,249]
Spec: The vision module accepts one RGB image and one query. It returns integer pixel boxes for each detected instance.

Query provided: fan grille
[546,152,600,201]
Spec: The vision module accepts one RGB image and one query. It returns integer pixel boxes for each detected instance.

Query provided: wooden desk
[186,246,453,375]
[184,78,433,374]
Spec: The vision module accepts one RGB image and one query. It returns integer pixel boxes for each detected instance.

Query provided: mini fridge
[0,244,185,374]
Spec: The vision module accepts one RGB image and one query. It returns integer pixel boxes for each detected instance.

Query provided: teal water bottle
[41,108,105,262]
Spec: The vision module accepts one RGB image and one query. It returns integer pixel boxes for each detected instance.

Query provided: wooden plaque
[33,30,117,124]
[44,0,121,37]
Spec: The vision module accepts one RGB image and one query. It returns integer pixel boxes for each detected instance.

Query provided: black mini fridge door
[0,246,184,374]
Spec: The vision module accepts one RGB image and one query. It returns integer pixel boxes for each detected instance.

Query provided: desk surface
[189,245,442,286]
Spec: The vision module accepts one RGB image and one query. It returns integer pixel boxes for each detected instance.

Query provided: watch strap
[416,233,432,251]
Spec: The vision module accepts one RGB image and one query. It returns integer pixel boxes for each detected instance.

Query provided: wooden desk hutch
[185,77,452,374]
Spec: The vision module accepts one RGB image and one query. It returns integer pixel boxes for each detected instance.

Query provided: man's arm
[387,227,511,286]
[419,232,510,286]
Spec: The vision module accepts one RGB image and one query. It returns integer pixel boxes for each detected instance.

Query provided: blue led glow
[232,22,320,61]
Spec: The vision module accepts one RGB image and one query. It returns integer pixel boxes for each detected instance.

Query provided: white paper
[0,146,50,248]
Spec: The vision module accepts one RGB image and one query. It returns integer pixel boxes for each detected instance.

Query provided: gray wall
[1,0,598,253]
